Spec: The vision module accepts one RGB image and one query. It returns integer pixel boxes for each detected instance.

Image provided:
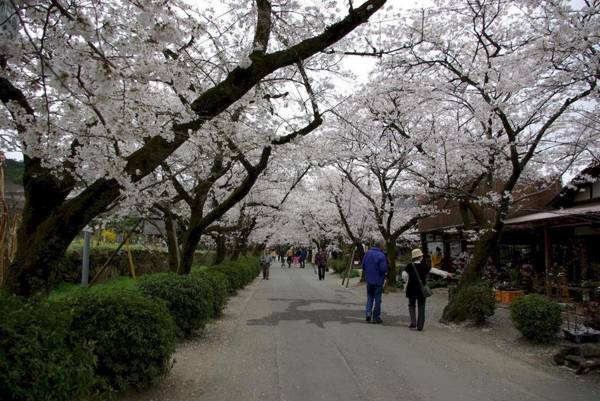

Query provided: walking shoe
[408,324,416,329]
[372,318,383,324]
[365,316,371,322]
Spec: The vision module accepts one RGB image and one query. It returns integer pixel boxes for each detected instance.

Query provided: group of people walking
[278,247,308,269]
[362,241,452,330]
[260,247,329,281]
[261,241,452,331]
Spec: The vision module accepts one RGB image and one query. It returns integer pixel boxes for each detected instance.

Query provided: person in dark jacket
[402,248,452,331]
[299,248,307,268]
[315,249,327,280]
[362,240,389,324]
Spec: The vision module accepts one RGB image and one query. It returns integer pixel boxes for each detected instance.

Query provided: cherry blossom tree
[0,0,387,295]
[323,88,435,287]
[366,0,599,318]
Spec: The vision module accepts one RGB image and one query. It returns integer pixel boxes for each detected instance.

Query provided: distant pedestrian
[300,248,307,268]
[260,251,272,280]
[286,248,293,268]
[293,251,300,267]
[315,249,327,280]
[362,240,388,324]
[402,248,452,331]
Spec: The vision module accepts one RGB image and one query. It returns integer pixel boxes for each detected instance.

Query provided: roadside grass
[49,264,211,301]
[191,265,209,274]
[49,276,137,301]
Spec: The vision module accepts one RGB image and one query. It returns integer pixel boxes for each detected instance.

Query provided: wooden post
[89,219,143,286]
[544,225,552,297]
[81,227,92,285]
[126,238,136,279]
[342,246,357,288]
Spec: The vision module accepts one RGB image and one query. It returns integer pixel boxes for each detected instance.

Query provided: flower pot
[500,290,525,305]
[495,289,524,304]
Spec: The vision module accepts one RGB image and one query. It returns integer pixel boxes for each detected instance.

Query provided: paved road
[123,265,600,401]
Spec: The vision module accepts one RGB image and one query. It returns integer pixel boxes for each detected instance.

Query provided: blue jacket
[362,247,388,286]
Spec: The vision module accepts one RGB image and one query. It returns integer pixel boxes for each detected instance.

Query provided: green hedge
[193,270,230,317]
[510,294,562,343]
[452,283,496,324]
[212,257,260,292]
[56,289,176,393]
[137,273,214,338]
[231,257,260,284]
[0,295,96,401]
[2,256,259,400]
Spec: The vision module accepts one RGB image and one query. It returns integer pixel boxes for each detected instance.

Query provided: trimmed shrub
[328,259,347,274]
[214,265,244,292]
[194,270,230,317]
[453,283,496,324]
[0,295,96,401]
[210,257,260,293]
[58,289,176,392]
[137,273,214,337]
[230,257,260,284]
[510,294,562,343]
[228,262,252,286]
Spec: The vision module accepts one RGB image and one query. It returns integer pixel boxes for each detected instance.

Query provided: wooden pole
[342,245,357,288]
[126,238,137,279]
[89,219,143,286]
[544,226,552,297]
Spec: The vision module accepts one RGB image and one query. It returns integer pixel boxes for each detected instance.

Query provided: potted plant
[494,265,525,304]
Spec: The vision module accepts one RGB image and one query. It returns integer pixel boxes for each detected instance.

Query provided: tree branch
[252,0,272,54]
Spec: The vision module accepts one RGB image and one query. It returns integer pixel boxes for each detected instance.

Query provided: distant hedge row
[52,247,214,288]
[0,257,260,401]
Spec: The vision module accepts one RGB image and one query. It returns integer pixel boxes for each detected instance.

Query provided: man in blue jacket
[362,240,389,324]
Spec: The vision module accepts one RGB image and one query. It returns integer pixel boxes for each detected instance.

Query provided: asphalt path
[122,264,600,401]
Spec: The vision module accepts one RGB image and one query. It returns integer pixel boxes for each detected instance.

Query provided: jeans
[318,264,326,280]
[262,266,269,279]
[366,284,383,320]
[408,297,426,329]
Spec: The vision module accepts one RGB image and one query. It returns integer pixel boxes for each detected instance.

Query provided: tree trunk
[230,217,255,261]
[355,243,366,282]
[230,247,241,261]
[385,240,398,289]
[356,243,365,263]
[6,157,120,296]
[312,237,329,251]
[164,213,181,273]
[213,235,226,265]
[441,228,501,322]
[441,193,510,322]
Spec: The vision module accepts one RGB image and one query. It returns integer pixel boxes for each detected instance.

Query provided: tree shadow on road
[247,298,410,328]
